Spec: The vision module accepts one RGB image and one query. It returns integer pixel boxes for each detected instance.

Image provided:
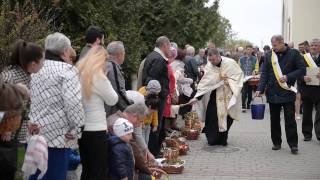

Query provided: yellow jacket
[138,87,158,127]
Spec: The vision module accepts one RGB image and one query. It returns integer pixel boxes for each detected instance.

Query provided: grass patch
[15,146,25,180]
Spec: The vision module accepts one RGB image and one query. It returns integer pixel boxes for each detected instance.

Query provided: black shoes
[291,147,298,155]
[272,145,281,150]
[272,145,298,154]
[242,106,251,112]
[304,137,312,141]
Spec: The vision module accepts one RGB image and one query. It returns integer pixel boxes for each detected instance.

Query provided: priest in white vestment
[191,48,244,146]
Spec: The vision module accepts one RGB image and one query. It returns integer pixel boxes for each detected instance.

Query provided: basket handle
[169,130,178,138]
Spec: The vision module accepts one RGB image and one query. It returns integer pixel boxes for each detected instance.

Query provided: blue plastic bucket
[251,97,265,120]
[68,149,81,170]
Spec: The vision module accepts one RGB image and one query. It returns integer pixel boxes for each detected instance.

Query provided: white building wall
[282,0,320,46]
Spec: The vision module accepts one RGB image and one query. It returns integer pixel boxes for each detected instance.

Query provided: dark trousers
[148,97,166,157]
[242,82,253,108]
[302,100,320,140]
[269,102,298,148]
[0,140,17,180]
[79,131,109,180]
[29,148,69,180]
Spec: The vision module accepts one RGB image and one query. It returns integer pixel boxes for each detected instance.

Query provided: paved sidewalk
[170,105,320,180]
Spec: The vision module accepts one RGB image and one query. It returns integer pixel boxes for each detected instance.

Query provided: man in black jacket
[256,35,305,154]
[300,38,320,142]
[142,36,170,156]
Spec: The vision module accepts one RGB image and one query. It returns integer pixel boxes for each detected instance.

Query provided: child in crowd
[109,118,135,180]
[138,80,161,144]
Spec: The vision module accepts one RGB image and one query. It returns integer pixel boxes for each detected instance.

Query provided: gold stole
[271,50,297,93]
[303,53,318,68]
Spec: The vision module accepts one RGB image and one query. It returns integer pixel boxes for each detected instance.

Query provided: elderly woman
[163,46,178,132]
[171,49,194,119]
[28,32,85,180]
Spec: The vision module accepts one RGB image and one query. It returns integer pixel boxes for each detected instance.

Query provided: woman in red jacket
[163,46,178,133]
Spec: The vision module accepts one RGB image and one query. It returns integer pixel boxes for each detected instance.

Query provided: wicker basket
[178,143,189,155]
[185,119,191,127]
[148,167,169,180]
[164,138,189,155]
[162,147,179,163]
[164,138,179,148]
[185,129,200,140]
[181,127,189,136]
[184,111,202,132]
[193,122,202,132]
[150,158,185,175]
[161,165,184,174]
[248,78,260,86]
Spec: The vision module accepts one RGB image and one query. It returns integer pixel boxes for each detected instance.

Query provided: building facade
[282,0,320,46]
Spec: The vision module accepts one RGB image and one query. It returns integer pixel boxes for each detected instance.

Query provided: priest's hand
[255,91,262,97]
[279,75,287,83]
[304,76,312,82]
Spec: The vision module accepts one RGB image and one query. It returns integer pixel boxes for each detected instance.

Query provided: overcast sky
[208,0,282,48]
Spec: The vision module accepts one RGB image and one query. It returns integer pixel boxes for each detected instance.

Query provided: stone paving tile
[169,105,320,180]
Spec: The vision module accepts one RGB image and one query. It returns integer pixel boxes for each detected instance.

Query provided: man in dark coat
[300,38,320,142]
[142,36,170,157]
[256,35,305,155]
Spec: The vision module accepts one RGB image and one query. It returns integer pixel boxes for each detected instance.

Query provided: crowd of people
[0,25,204,180]
[0,23,319,180]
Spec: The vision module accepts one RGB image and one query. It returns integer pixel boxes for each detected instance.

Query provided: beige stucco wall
[282,0,320,46]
